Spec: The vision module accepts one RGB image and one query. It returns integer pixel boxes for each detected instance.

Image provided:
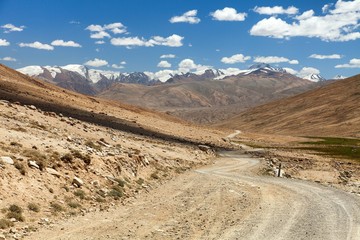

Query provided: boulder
[198,145,211,152]
[73,176,84,187]
[46,168,61,177]
[0,156,14,165]
[28,160,40,169]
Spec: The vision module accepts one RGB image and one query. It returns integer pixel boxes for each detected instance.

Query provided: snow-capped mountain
[303,74,326,82]
[333,75,346,80]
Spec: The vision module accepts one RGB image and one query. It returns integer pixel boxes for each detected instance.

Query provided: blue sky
[0,0,359,79]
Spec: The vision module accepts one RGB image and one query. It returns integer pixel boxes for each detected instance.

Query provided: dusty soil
[28,151,360,240]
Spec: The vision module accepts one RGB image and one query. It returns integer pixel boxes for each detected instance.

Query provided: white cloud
[144,70,176,82]
[331,0,360,14]
[84,58,108,67]
[69,20,80,24]
[111,64,124,69]
[86,22,127,39]
[335,58,360,68]
[322,3,333,13]
[95,40,105,44]
[19,41,54,50]
[120,61,126,65]
[1,23,25,33]
[111,34,184,47]
[90,31,111,39]
[254,56,299,64]
[298,67,320,77]
[253,6,299,15]
[211,7,247,21]
[0,57,16,62]
[157,60,171,68]
[178,58,211,73]
[0,39,10,46]
[295,10,314,20]
[160,54,176,59]
[51,39,82,47]
[250,2,360,42]
[309,54,342,59]
[283,67,298,75]
[221,54,251,64]
[169,10,200,24]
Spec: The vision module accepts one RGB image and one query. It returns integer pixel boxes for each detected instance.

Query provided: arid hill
[217,74,360,137]
[98,71,319,123]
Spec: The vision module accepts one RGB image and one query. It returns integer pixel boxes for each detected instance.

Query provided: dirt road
[29,151,360,240]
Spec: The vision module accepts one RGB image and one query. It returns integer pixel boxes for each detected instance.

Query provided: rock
[73,176,84,187]
[28,105,37,110]
[46,167,61,177]
[0,156,14,165]
[198,145,211,152]
[0,233,6,240]
[97,141,111,148]
[28,160,40,169]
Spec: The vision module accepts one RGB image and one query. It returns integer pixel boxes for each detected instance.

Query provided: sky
[0,0,360,79]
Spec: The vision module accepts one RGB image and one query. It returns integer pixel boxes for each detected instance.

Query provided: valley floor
[28,151,360,240]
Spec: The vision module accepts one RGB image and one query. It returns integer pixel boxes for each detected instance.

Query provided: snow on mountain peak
[17,65,44,76]
[333,75,346,80]
[303,73,326,82]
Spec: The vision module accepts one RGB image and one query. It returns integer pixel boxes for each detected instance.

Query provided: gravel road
[29,151,360,239]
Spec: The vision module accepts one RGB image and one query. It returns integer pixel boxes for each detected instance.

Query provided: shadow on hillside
[0,89,230,150]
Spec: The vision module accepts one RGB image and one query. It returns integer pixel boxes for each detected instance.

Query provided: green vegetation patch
[299,137,360,160]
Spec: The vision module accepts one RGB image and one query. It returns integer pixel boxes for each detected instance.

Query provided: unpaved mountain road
[29,151,360,240]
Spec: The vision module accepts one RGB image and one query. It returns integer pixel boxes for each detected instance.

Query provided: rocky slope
[217,74,360,137]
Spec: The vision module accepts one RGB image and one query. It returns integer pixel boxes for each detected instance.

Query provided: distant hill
[217,74,360,137]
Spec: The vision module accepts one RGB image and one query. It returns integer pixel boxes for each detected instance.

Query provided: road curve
[199,151,360,240]
[28,151,360,240]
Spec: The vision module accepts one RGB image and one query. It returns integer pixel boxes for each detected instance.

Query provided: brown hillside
[98,71,318,123]
[217,74,360,137]
[0,64,227,148]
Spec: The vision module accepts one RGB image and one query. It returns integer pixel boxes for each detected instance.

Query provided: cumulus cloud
[157,60,171,68]
[309,54,342,59]
[298,67,320,77]
[1,23,25,33]
[95,40,105,44]
[250,1,360,42]
[0,39,10,46]
[0,57,16,62]
[111,34,184,47]
[51,39,82,47]
[211,7,247,21]
[283,67,298,75]
[253,6,299,15]
[335,58,360,68]
[19,41,54,50]
[178,58,211,73]
[84,58,108,67]
[160,54,176,59]
[169,10,200,24]
[322,3,333,13]
[221,54,251,64]
[86,22,127,39]
[254,56,299,64]
[120,61,126,65]
[111,64,124,69]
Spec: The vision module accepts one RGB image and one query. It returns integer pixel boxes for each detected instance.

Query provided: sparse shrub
[115,178,126,187]
[14,161,26,175]
[50,202,64,213]
[10,141,22,147]
[150,172,159,180]
[49,188,54,194]
[6,204,24,222]
[85,140,102,151]
[108,185,124,200]
[67,201,81,209]
[61,153,73,163]
[71,150,91,165]
[73,190,86,200]
[136,178,144,185]
[0,218,14,229]
[95,196,106,203]
[28,203,40,212]
[22,149,47,171]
